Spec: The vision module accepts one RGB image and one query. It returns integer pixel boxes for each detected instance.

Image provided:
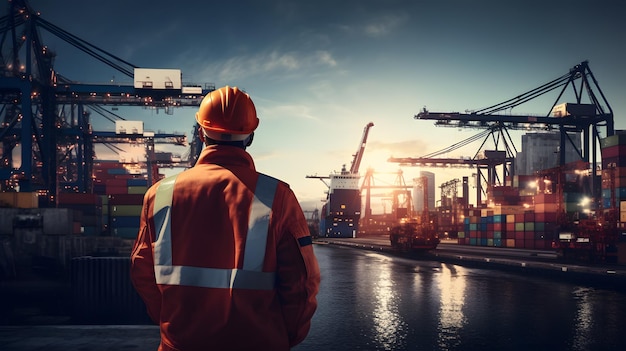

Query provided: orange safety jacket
[130,145,320,351]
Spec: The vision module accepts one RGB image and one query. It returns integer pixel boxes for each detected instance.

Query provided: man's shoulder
[258,172,290,189]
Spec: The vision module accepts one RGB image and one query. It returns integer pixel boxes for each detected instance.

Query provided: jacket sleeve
[130,192,162,324]
[275,189,321,347]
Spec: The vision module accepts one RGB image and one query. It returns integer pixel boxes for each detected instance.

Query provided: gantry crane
[438,178,463,237]
[0,0,213,205]
[389,139,512,206]
[390,61,613,206]
[360,169,412,220]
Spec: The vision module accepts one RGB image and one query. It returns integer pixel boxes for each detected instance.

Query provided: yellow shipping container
[0,192,38,208]
[535,203,558,213]
[481,209,494,217]
[491,205,527,215]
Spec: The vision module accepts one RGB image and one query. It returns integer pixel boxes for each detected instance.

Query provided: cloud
[197,49,339,83]
[260,103,319,121]
[363,14,409,37]
[337,13,410,38]
[316,50,337,67]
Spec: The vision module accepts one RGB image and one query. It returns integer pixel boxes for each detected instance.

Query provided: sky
[8,0,626,212]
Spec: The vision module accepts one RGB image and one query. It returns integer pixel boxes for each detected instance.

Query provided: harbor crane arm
[415,61,613,136]
[415,109,613,132]
[350,122,374,174]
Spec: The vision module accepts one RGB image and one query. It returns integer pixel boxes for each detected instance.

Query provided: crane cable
[473,72,575,115]
[420,128,493,158]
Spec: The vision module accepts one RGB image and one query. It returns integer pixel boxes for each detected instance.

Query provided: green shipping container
[127,186,148,195]
[524,222,535,231]
[111,205,143,217]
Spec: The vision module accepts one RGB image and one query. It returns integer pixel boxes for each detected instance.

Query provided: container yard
[312,61,626,265]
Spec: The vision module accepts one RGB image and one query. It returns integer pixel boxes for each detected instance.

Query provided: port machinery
[0,0,214,205]
[394,61,614,199]
[390,61,619,262]
[306,122,374,238]
[388,174,441,252]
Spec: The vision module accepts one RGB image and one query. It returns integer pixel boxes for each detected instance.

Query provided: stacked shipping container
[57,193,104,236]
[458,189,573,250]
[0,191,38,208]
[94,161,148,239]
[55,161,151,239]
[601,133,626,211]
[109,194,144,239]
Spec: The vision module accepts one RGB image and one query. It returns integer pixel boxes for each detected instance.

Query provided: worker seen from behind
[130,86,320,350]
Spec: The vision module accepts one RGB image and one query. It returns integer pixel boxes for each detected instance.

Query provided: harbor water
[294,244,626,351]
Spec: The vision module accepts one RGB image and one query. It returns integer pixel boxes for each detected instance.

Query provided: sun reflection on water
[571,287,594,351]
[437,264,468,349]
[370,254,407,350]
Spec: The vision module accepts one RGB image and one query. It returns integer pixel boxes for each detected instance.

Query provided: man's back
[131,145,319,350]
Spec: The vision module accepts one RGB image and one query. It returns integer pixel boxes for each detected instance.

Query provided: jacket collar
[195,145,256,170]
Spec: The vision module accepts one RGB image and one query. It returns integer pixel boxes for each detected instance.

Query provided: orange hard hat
[195,86,258,141]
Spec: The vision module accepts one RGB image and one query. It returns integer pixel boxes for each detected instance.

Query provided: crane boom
[350,122,374,174]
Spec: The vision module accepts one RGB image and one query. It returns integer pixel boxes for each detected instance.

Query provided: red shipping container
[535,212,558,222]
[534,240,546,249]
[601,144,626,159]
[106,186,129,195]
[514,231,525,240]
[58,193,101,205]
[524,232,534,240]
[602,156,626,168]
[524,212,535,221]
[524,239,535,249]
[108,194,145,206]
[601,166,626,179]
[94,161,125,168]
[73,221,82,234]
[602,176,626,189]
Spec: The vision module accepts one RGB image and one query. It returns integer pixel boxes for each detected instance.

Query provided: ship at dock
[308,123,374,238]
[320,166,362,238]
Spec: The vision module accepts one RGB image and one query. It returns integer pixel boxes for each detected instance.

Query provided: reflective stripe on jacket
[152,173,278,290]
[130,145,320,351]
